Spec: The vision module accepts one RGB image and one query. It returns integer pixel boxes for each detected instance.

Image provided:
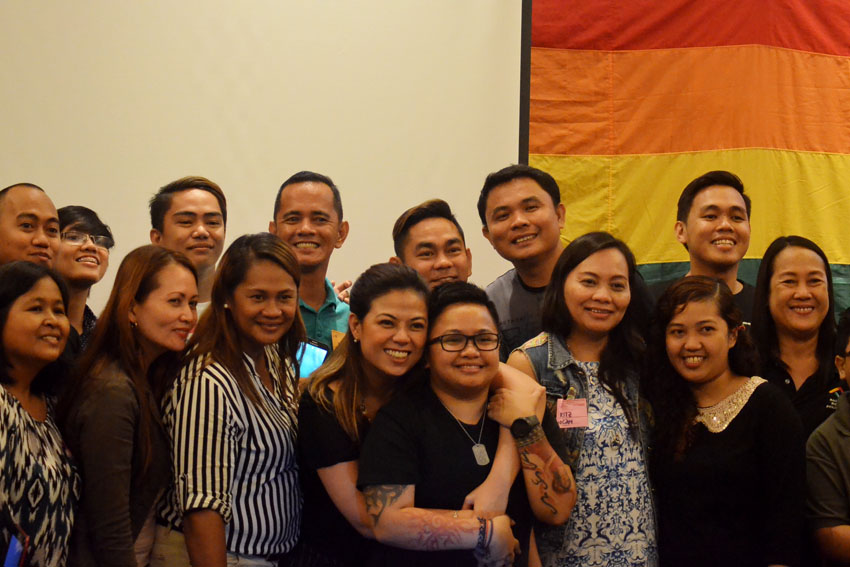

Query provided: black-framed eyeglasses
[61,231,114,250]
[428,332,500,352]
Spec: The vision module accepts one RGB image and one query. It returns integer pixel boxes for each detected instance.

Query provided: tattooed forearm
[521,452,558,515]
[364,484,407,526]
[551,463,573,493]
[518,431,577,524]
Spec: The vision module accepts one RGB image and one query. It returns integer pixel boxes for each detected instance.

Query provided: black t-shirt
[761,360,845,439]
[298,389,372,566]
[358,381,534,567]
[649,278,756,326]
[654,382,804,567]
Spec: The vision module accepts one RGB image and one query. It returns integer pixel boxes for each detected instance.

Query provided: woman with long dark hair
[507,231,656,567]
[646,276,803,567]
[152,233,305,567]
[0,261,79,567]
[296,263,430,566]
[751,235,841,437]
[61,245,198,567]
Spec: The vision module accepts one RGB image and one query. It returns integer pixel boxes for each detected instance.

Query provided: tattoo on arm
[521,452,558,515]
[364,484,407,526]
[520,438,576,518]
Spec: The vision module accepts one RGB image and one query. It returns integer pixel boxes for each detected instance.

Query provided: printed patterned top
[0,388,80,567]
[555,361,657,567]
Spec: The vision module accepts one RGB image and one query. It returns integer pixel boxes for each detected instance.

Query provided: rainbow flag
[527,0,850,308]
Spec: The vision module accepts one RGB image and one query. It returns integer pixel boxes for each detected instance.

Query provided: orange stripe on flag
[530,45,850,156]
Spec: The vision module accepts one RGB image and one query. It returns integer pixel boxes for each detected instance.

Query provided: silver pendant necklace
[440,401,490,466]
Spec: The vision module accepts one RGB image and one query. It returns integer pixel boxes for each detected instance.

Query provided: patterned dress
[557,361,657,567]
[0,388,80,567]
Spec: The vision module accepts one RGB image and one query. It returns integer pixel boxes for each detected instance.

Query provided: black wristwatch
[510,415,540,439]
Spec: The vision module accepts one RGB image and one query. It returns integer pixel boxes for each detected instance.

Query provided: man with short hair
[389,199,472,289]
[477,165,565,360]
[270,171,350,349]
[149,176,227,304]
[0,183,61,268]
[653,170,754,321]
[806,307,850,564]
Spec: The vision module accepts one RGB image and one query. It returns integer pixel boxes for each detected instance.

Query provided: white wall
[0,1,522,310]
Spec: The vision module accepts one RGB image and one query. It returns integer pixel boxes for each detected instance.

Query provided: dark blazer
[65,364,170,567]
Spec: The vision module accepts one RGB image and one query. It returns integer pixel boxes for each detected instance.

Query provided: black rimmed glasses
[428,332,500,352]
[61,231,114,250]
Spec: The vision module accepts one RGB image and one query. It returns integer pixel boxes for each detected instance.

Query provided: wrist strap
[475,517,488,557]
[515,423,545,448]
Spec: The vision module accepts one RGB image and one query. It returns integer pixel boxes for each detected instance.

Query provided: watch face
[511,417,533,438]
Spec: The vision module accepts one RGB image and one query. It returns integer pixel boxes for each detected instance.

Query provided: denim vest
[517,332,653,471]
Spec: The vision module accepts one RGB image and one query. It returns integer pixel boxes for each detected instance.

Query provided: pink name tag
[557,398,588,428]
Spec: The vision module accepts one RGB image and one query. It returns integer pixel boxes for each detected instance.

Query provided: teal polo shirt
[299,278,350,349]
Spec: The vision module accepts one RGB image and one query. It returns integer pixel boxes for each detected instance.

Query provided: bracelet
[475,517,487,556]
[485,518,494,550]
[514,423,546,448]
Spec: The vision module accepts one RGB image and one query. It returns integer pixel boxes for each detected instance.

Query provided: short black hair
[273,171,343,221]
[149,176,227,232]
[0,261,69,396]
[676,170,751,223]
[392,199,465,258]
[58,206,114,249]
[477,165,561,226]
[836,308,850,357]
[427,281,499,331]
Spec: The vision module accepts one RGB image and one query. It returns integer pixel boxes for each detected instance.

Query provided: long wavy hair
[59,245,197,475]
[308,263,429,443]
[541,231,644,431]
[188,233,306,408]
[751,235,835,383]
[646,276,757,461]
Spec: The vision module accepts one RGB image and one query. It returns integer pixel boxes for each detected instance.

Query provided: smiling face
[428,303,500,398]
[2,277,69,380]
[53,225,110,288]
[230,260,298,358]
[482,177,565,265]
[675,185,750,273]
[270,181,349,275]
[0,186,60,267]
[150,189,225,272]
[666,298,737,390]
[130,263,199,362]
[350,289,428,380]
[768,246,829,340]
[563,247,631,341]
[399,217,472,289]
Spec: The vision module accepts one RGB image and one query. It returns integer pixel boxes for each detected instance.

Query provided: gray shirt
[486,268,546,361]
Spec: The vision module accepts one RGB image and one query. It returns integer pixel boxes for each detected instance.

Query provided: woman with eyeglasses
[506,232,657,567]
[54,206,114,351]
[297,265,544,567]
[358,282,573,566]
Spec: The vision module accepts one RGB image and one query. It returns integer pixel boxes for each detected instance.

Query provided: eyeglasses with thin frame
[428,332,500,352]
[60,231,114,250]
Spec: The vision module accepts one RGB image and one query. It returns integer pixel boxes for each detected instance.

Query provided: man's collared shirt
[299,278,350,349]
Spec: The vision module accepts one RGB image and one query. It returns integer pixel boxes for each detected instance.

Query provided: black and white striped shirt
[157,346,301,556]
